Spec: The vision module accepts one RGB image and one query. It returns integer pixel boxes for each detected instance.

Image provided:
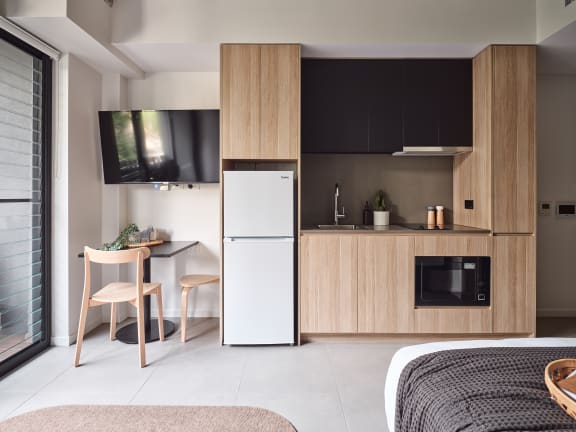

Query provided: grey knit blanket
[396,347,576,432]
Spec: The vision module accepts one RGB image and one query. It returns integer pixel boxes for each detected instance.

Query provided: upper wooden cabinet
[221,44,300,159]
[453,45,535,233]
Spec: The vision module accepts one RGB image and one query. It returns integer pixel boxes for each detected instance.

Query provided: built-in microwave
[415,256,490,307]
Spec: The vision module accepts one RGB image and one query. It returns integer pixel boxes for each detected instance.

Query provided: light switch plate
[539,201,552,216]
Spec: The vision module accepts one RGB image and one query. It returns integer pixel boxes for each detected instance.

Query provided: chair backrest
[84,246,150,264]
[82,247,150,302]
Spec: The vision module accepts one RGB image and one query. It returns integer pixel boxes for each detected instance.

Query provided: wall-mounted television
[98,109,219,184]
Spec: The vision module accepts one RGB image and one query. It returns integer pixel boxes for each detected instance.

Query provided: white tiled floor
[0,318,572,431]
[0,318,409,432]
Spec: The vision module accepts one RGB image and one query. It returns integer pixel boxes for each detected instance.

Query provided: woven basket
[545,358,576,420]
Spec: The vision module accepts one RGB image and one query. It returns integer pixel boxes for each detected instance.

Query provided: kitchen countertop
[300,224,491,234]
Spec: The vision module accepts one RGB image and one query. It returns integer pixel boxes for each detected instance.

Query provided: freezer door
[224,171,293,237]
[223,238,294,345]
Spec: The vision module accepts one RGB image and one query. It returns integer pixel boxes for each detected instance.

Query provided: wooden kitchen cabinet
[492,46,536,234]
[357,235,415,333]
[453,45,535,234]
[413,235,492,334]
[414,235,490,256]
[221,44,300,159]
[492,235,536,334]
[300,234,357,333]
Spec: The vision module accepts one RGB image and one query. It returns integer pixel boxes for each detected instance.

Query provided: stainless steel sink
[317,224,360,230]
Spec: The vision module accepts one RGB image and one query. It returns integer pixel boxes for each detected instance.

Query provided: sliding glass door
[0,28,51,377]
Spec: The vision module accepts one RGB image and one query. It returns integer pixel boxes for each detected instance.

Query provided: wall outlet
[539,201,552,216]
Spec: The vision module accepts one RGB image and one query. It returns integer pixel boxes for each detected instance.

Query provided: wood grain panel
[300,234,357,333]
[492,46,535,233]
[414,236,491,257]
[492,235,535,334]
[414,308,492,333]
[357,236,414,333]
[220,44,261,159]
[260,45,300,159]
[453,46,492,229]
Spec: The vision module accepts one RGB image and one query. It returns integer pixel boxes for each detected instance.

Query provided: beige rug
[0,405,297,432]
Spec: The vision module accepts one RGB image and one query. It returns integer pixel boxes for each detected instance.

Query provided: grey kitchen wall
[536,75,576,317]
[301,154,453,225]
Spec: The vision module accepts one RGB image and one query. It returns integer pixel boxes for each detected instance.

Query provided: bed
[384,338,576,432]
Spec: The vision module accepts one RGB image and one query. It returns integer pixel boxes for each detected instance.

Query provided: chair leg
[110,303,117,341]
[74,299,90,367]
[156,288,165,341]
[136,295,146,368]
[181,286,190,343]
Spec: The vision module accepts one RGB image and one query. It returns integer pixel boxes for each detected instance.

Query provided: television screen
[98,110,219,184]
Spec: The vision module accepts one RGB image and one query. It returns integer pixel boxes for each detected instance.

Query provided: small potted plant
[373,190,390,226]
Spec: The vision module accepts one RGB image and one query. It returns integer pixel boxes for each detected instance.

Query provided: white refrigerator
[223,171,294,345]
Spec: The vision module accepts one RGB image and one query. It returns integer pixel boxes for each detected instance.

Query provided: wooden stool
[180,274,219,342]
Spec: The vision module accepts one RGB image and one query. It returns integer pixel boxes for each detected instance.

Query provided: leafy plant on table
[101,223,139,251]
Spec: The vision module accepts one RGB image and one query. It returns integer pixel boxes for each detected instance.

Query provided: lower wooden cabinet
[300,234,357,333]
[492,235,536,334]
[357,235,414,333]
[300,233,535,336]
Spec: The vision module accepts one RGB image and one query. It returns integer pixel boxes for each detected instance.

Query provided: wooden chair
[180,274,219,342]
[74,246,165,368]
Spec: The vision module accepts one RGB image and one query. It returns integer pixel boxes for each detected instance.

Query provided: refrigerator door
[224,171,293,237]
[223,238,294,345]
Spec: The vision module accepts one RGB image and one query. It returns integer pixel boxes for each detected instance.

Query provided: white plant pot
[373,210,390,226]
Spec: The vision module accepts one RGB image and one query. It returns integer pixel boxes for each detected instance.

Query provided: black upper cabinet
[302,59,402,153]
[301,58,472,154]
[403,59,472,148]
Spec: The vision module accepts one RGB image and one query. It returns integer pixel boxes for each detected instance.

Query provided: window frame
[0,27,52,378]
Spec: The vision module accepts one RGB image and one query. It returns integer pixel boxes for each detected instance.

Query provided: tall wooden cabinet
[453,45,535,234]
[221,44,300,159]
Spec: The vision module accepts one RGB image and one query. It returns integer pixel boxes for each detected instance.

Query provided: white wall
[124,72,220,318]
[52,54,104,345]
[536,75,576,316]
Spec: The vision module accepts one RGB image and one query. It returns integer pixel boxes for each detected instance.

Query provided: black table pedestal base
[116,319,176,344]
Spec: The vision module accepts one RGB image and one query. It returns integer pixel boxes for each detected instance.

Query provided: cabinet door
[357,235,414,333]
[492,46,535,233]
[300,234,357,333]
[221,44,261,159]
[403,60,472,148]
[492,235,535,334]
[260,45,300,159]
[301,60,369,153]
[367,60,404,153]
[403,60,439,148]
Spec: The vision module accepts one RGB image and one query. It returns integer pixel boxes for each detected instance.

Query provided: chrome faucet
[334,183,346,225]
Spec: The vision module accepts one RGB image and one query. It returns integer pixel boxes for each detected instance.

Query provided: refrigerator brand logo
[280,176,289,179]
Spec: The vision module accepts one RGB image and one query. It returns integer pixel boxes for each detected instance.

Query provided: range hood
[392,146,473,156]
